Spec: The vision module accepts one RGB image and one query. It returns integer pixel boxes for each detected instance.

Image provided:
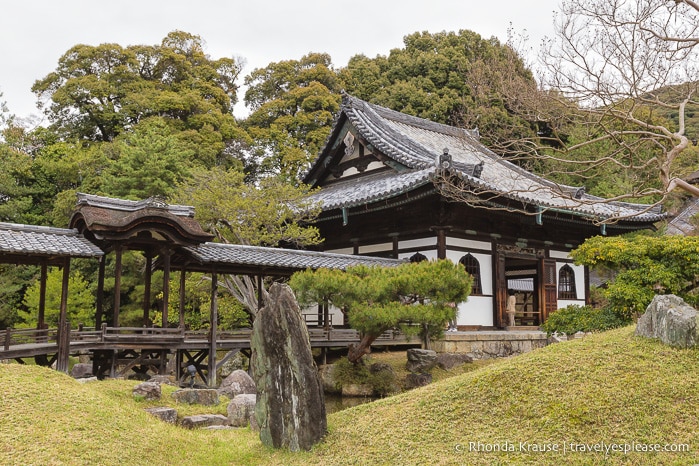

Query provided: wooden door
[540,258,557,322]
[494,252,507,328]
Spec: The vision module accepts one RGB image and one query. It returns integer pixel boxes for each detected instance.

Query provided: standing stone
[636,294,699,348]
[251,283,327,451]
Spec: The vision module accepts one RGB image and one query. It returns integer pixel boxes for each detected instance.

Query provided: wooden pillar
[57,258,71,373]
[257,274,263,311]
[37,261,47,329]
[179,268,186,329]
[113,245,123,327]
[161,249,171,328]
[143,254,152,327]
[208,273,218,388]
[323,300,330,330]
[95,255,106,328]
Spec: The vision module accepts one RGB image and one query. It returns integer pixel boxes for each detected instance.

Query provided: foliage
[331,357,398,397]
[32,31,242,144]
[100,117,195,199]
[153,272,249,330]
[20,267,95,328]
[290,260,472,362]
[243,53,341,181]
[541,304,629,335]
[174,166,322,248]
[571,234,699,318]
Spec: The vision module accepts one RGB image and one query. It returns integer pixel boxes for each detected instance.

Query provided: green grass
[1,326,698,465]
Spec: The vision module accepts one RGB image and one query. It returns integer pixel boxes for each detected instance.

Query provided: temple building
[302,93,664,329]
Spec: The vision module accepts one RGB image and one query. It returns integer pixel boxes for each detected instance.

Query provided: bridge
[0,324,420,386]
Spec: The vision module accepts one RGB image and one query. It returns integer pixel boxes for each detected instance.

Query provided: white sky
[0,0,560,121]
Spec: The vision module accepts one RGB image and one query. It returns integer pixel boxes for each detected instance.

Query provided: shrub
[541,304,629,336]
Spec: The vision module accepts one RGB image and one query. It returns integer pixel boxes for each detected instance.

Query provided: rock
[318,364,342,394]
[219,351,248,378]
[636,294,698,348]
[406,348,437,373]
[171,388,219,405]
[435,353,472,370]
[145,407,177,424]
[404,372,432,389]
[133,381,161,400]
[227,394,257,427]
[148,374,176,386]
[251,283,327,451]
[75,376,98,384]
[341,383,373,397]
[218,370,256,399]
[180,414,229,429]
[71,363,93,379]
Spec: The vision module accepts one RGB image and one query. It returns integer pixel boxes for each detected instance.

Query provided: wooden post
[56,320,70,373]
[179,268,186,329]
[161,249,170,328]
[113,244,122,327]
[208,273,218,388]
[37,261,47,329]
[3,328,10,350]
[95,255,106,327]
[143,254,152,327]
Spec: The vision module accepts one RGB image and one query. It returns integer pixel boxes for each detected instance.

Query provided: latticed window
[459,253,482,295]
[558,264,577,299]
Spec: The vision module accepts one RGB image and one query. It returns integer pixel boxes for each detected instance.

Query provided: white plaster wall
[445,237,492,251]
[456,296,494,326]
[556,299,587,309]
[325,247,354,255]
[358,243,393,254]
[549,249,572,260]
[399,237,437,250]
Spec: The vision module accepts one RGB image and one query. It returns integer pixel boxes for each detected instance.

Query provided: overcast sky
[1,0,561,121]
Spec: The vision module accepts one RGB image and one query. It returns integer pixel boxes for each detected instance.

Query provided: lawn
[1,326,697,465]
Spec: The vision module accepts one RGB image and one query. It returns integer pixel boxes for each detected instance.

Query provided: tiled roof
[666,198,699,235]
[185,242,404,271]
[306,93,665,223]
[76,192,195,217]
[0,222,104,258]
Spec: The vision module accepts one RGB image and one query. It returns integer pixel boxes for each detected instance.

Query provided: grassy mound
[0,365,274,465]
[299,326,699,465]
[1,326,697,465]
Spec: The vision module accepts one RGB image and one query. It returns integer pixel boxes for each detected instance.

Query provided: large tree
[242,53,341,181]
[32,31,243,146]
[289,260,472,363]
[172,167,322,315]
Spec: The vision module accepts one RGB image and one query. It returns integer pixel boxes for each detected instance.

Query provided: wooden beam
[57,258,71,373]
[179,268,186,329]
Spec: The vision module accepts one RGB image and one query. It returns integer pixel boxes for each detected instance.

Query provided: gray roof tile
[0,222,104,258]
[185,242,403,270]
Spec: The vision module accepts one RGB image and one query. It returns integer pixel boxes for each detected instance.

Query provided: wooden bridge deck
[0,326,420,361]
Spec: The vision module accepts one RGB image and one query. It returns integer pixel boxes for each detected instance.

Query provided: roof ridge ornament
[438,148,452,170]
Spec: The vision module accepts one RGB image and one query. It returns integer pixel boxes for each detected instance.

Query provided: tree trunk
[347,333,378,364]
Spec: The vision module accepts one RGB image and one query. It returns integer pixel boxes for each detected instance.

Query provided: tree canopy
[289,260,472,363]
